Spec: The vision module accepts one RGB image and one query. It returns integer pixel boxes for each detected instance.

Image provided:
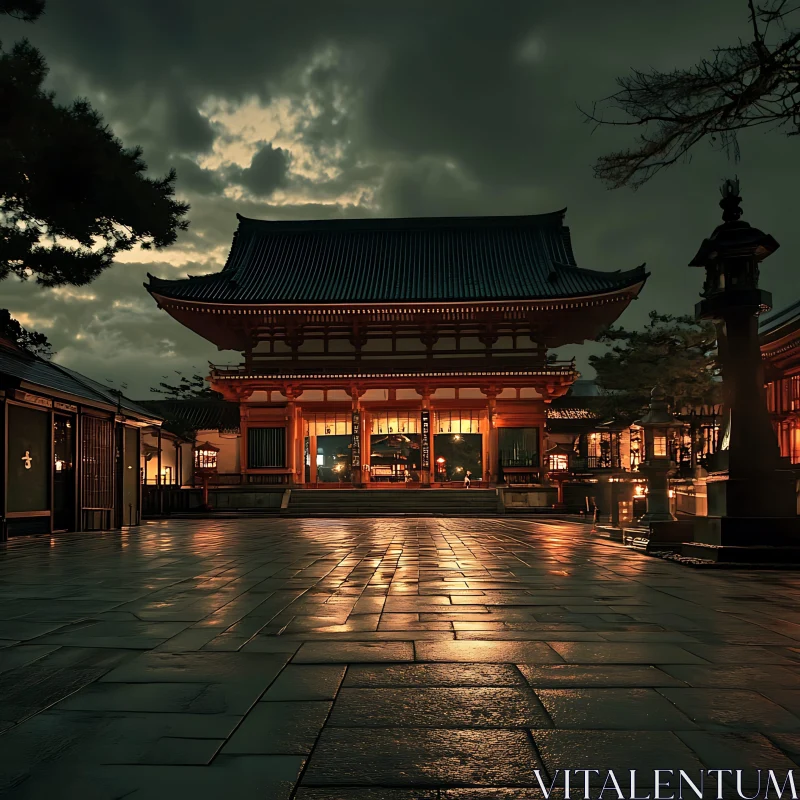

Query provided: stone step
[681,541,800,563]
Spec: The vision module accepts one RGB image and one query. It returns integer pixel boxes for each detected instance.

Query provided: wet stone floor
[0,517,799,798]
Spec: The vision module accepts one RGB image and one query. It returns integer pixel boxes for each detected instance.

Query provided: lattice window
[371,411,419,435]
[247,427,286,468]
[81,416,114,510]
[304,413,352,437]
[434,411,481,434]
[499,428,539,467]
[194,448,218,470]
[791,375,800,411]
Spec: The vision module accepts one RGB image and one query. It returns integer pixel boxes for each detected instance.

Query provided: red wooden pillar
[362,409,371,486]
[286,399,297,484]
[420,388,432,487]
[351,388,362,487]
[484,388,499,485]
[295,406,304,486]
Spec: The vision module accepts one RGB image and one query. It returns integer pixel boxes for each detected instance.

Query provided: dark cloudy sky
[2,0,798,397]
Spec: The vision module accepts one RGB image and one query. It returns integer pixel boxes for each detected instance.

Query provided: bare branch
[583,0,800,189]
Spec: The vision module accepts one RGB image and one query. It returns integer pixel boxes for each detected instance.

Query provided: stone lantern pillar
[687,179,799,555]
[636,387,677,523]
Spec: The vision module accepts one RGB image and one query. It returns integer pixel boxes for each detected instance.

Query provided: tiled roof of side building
[146,211,648,304]
[759,299,800,337]
[0,344,160,421]
[137,399,241,434]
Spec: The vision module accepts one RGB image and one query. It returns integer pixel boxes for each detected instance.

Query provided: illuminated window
[434,411,481,434]
[304,413,352,437]
[549,454,569,471]
[194,447,218,470]
[371,411,419,435]
[792,376,800,412]
[653,434,667,457]
[629,427,642,470]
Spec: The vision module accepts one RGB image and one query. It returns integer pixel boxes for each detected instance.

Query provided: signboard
[54,401,78,413]
[420,410,430,470]
[351,411,361,469]
[7,404,50,513]
[12,390,52,409]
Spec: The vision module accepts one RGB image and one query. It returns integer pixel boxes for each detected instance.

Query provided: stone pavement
[0,517,799,799]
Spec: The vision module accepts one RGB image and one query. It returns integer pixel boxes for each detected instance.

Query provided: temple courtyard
[0,517,799,799]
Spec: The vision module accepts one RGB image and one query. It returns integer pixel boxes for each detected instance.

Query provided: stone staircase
[284,488,499,517]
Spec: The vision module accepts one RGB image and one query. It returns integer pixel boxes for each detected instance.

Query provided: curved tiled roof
[0,343,159,420]
[137,399,240,434]
[147,211,647,304]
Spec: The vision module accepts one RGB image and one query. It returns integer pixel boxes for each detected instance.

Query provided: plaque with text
[351,411,361,469]
[420,410,430,470]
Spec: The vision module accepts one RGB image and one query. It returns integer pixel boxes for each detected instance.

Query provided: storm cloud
[2,0,798,395]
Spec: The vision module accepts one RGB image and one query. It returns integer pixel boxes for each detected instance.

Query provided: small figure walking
[464,470,472,489]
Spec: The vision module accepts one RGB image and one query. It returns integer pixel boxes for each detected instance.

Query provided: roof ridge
[234,209,568,231]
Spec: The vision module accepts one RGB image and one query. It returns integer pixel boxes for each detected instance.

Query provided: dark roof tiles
[137,399,240,433]
[0,344,158,420]
[147,212,646,304]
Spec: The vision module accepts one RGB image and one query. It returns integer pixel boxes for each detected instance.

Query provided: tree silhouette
[589,312,721,422]
[0,1,44,21]
[151,371,222,400]
[583,1,800,188]
[0,307,53,358]
[0,1,189,286]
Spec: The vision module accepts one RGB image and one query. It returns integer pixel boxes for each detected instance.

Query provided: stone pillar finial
[719,176,742,223]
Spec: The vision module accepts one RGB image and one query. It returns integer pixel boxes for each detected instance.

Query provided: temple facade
[761,300,800,466]
[146,211,647,489]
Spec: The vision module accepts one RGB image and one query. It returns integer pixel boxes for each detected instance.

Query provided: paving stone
[0,644,61,675]
[536,687,696,729]
[296,790,438,800]
[329,687,550,728]
[659,688,800,731]
[763,689,800,717]
[302,728,541,786]
[661,664,800,689]
[293,641,414,663]
[0,663,123,724]
[679,644,800,664]
[344,663,525,687]
[548,642,709,664]
[454,630,605,641]
[675,731,797,787]
[415,640,562,663]
[55,681,264,715]
[263,665,346,701]
[4,517,800,797]
[223,701,332,755]
[100,651,289,684]
[239,638,304,654]
[8,755,306,799]
[519,664,686,688]
[532,730,704,787]
[765,732,800,762]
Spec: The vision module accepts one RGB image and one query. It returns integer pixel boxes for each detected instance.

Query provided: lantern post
[636,387,678,523]
[193,441,219,512]
[688,179,799,550]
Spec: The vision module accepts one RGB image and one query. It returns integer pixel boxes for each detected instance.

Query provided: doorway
[304,413,353,485]
[433,410,483,485]
[369,410,420,482]
[53,414,76,531]
[433,432,482,483]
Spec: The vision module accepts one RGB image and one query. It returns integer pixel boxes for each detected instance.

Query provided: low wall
[499,487,558,511]
[143,486,285,516]
[672,479,708,516]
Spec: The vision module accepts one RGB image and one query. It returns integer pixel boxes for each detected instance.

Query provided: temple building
[0,336,160,537]
[146,211,647,490]
[761,300,800,466]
